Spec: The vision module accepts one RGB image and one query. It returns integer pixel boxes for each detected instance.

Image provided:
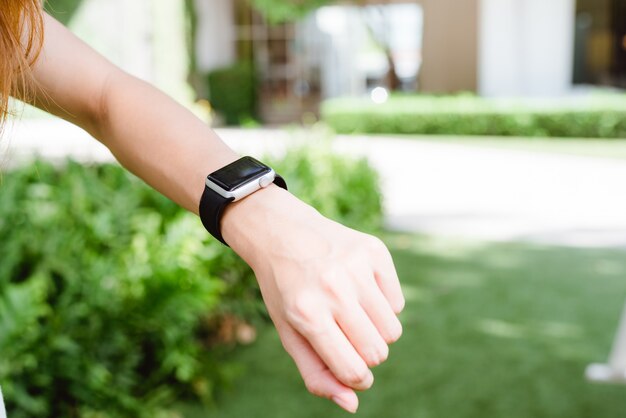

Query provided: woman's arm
[28,14,236,212]
[26,14,404,413]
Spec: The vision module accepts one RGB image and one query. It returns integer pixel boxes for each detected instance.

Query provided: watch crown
[259,176,273,188]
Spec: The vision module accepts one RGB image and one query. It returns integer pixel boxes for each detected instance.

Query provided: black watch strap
[199,174,287,246]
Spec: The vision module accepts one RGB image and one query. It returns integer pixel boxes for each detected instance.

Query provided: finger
[335,300,389,367]
[349,261,402,344]
[278,323,359,413]
[369,238,405,313]
[359,278,403,344]
[292,312,374,391]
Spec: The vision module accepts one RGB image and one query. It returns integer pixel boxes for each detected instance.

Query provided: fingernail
[332,393,358,414]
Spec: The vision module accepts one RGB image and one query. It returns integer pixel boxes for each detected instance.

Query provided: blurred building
[192,0,625,123]
[193,0,423,123]
[47,0,625,124]
[480,0,626,97]
[192,0,425,123]
[420,0,625,94]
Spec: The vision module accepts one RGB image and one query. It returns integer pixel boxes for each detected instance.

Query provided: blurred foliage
[44,0,85,25]
[207,62,257,126]
[251,0,331,24]
[322,94,626,139]
[0,145,382,417]
[269,142,382,232]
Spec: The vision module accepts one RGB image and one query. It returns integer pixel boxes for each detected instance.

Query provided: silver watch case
[205,169,276,202]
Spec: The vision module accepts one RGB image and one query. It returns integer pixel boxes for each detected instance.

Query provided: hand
[222,186,405,413]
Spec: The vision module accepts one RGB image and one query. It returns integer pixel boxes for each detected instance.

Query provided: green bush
[207,63,257,126]
[0,145,382,418]
[321,94,626,139]
[270,145,382,232]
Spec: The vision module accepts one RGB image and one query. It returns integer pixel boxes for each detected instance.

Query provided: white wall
[69,0,153,79]
[68,0,190,102]
[194,0,236,73]
[315,6,368,98]
[479,0,576,97]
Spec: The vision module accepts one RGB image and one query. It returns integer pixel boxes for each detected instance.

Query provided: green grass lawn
[182,233,626,418]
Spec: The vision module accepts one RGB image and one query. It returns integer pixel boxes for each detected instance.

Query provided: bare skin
[22,14,405,413]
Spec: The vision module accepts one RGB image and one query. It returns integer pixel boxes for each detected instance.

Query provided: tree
[361,2,402,90]
[251,0,402,90]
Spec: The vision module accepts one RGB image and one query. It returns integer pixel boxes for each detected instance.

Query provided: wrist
[191,151,240,215]
[197,155,289,246]
[220,185,319,266]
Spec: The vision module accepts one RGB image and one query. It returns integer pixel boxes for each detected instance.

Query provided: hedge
[0,145,382,418]
[321,94,626,139]
[207,62,257,126]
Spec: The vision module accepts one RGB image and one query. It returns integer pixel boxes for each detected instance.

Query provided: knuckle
[318,268,343,295]
[304,321,330,338]
[285,294,321,328]
[287,315,328,339]
[303,374,325,397]
[340,367,372,388]
[365,235,387,254]
[365,344,389,367]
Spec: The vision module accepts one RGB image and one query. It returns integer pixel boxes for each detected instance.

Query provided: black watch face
[208,157,271,191]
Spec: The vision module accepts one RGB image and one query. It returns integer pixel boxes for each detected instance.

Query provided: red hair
[0,0,44,132]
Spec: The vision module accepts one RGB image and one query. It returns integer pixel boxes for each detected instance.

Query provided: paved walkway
[5,119,626,248]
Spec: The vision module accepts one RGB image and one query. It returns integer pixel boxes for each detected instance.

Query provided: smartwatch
[199,156,287,246]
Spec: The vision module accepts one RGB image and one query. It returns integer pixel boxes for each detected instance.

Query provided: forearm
[93,70,238,214]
